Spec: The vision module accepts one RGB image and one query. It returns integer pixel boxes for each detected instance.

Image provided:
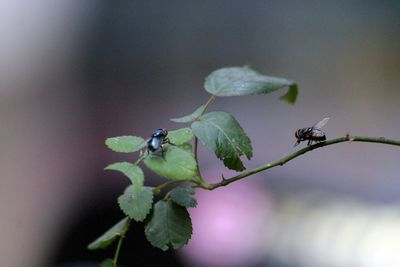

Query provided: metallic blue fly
[147,128,173,155]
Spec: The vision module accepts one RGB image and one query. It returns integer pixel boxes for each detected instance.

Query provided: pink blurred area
[181,176,273,267]
[1,1,400,267]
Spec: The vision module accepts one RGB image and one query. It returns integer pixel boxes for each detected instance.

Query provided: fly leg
[307,140,313,146]
[160,138,175,157]
[164,138,175,146]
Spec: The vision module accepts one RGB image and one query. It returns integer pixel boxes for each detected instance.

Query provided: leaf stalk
[113,219,131,267]
[193,95,217,184]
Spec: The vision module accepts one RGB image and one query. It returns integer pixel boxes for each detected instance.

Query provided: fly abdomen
[148,137,163,152]
[312,135,326,141]
[295,128,312,140]
[311,129,326,140]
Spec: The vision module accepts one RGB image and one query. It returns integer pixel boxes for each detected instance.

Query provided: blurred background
[1,1,400,266]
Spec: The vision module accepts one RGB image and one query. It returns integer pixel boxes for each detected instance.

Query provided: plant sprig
[88,66,400,267]
[204,135,400,190]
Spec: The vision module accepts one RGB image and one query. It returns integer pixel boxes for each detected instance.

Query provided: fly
[147,128,173,156]
[294,118,329,146]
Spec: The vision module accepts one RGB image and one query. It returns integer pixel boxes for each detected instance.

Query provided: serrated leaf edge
[105,135,146,153]
[104,162,144,193]
[118,186,154,222]
[168,187,198,208]
[144,201,193,251]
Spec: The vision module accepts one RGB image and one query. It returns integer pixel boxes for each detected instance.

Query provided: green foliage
[145,200,192,251]
[88,217,129,250]
[143,146,199,181]
[179,143,193,153]
[168,187,197,208]
[204,66,298,103]
[99,259,114,267]
[105,136,146,153]
[118,185,153,222]
[280,84,298,104]
[192,111,252,171]
[92,66,300,265]
[105,162,144,193]
[167,128,194,145]
[170,105,206,123]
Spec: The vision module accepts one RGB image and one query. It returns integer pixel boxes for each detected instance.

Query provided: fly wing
[312,117,329,130]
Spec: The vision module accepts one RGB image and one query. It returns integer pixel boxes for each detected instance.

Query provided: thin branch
[205,135,400,190]
[134,154,146,165]
[113,218,131,267]
[194,137,205,181]
[193,95,217,184]
[201,95,217,116]
[152,180,184,195]
[193,94,216,162]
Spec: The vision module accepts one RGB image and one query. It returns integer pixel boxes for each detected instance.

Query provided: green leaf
[170,105,206,123]
[105,162,144,193]
[144,146,199,181]
[191,111,252,171]
[204,66,298,103]
[168,187,197,208]
[280,84,298,104]
[105,136,146,153]
[99,259,114,267]
[179,143,193,153]
[168,128,194,145]
[145,200,192,251]
[88,217,129,250]
[118,185,153,222]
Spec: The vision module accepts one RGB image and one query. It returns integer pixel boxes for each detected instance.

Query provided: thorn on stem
[221,174,226,181]
[346,133,354,143]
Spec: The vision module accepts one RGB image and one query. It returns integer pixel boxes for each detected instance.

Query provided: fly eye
[163,129,168,135]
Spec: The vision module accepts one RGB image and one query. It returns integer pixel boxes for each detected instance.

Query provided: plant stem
[152,180,185,195]
[201,95,216,116]
[113,218,131,267]
[193,95,217,185]
[194,137,204,180]
[205,135,400,190]
[134,153,146,165]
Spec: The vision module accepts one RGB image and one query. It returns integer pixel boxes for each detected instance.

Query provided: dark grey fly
[294,118,329,146]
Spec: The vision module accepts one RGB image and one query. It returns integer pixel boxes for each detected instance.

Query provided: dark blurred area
[1,1,400,267]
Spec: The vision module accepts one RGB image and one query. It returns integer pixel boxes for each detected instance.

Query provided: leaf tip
[280,83,298,104]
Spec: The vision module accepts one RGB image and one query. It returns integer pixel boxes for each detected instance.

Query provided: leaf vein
[205,120,244,157]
